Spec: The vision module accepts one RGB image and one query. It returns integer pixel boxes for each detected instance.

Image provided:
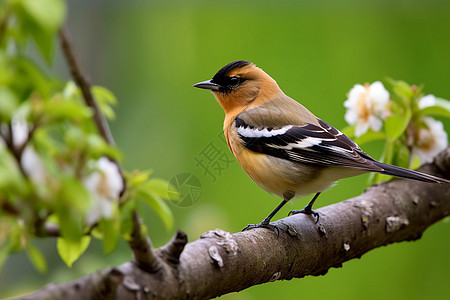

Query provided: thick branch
[17,148,450,300]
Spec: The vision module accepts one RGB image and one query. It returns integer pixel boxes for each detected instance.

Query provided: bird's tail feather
[373,161,450,184]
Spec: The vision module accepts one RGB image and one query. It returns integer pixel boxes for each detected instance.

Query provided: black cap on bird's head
[193,60,253,93]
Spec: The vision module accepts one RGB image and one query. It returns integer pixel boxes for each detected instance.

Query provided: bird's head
[193,60,280,113]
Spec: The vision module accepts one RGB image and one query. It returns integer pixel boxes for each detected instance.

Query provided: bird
[193,60,450,231]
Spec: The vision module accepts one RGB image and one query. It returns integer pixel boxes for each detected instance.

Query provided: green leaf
[44,97,93,122]
[86,134,123,161]
[119,198,136,240]
[0,219,18,272]
[410,155,422,169]
[20,0,66,33]
[139,178,180,201]
[384,108,411,140]
[385,78,413,107]
[392,141,410,169]
[12,57,53,98]
[26,243,47,273]
[57,205,84,242]
[56,177,90,241]
[138,191,174,230]
[57,236,90,268]
[92,86,117,120]
[28,26,54,63]
[0,86,19,122]
[418,97,450,118]
[340,125,355,139]
[99,218,119,255]
[354,130,386,145]
[368,140,395,185]
[126,170,154,188]
[0,243,11,273]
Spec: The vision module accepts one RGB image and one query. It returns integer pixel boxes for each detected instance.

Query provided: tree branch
[58,28,115,146]
[16,148,450,300]
[127,210,163,273]
[58,27,159,271]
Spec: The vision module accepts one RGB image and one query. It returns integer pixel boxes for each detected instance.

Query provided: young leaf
[126,170,154,188]
[56,177,90,241]
[57,236,91,268]
[0,242,11,273]
[138,191,174,230]
[385,78,413,107]
[410,155,422,170]
[139,178,180,201]
[384,109,411,141]
[28,26,55,63]
[354,130,386,145]
[20,0,66,34]
[44,97,93,122]
[92,86,117,120]
[340,125,355,139]
[119,198,136,240]
[418,98,450,118]
[99,218,119,255]
[392,141,410,169]
[0,86,19,122]
[26,243,48,273]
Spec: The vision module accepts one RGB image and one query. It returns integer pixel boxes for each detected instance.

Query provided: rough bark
[16,148,450,300]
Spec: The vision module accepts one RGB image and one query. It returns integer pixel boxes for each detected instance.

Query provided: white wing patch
[237,125,293,138]
[269,137,323,150]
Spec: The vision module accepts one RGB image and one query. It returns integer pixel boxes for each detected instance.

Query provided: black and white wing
[235,115,450,183]
[235,115,383,172]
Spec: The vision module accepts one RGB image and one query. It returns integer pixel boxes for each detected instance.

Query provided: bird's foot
[288,207,320,223]
[242,220,278,234]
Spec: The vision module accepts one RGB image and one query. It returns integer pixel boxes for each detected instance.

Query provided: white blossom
[22,147,47,185]
[412,117,448,164]
[418,94,436,109]
[84,157,123,224]
[344,81,391,137]
[11,116,28,149]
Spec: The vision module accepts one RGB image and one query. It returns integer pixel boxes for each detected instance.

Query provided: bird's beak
[193,80,220,91]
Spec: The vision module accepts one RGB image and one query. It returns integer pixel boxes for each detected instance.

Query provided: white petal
[369,116,383,132]
[354,121,369,137]
[11,117,28,149]
[344,109,357,125]
[21,147,46,185]
[84,157,123,224]
[369,81,389,103]
[418,94,436,109]
[97,157,123,197]
[412,117,448,164]
[347,84,366,102]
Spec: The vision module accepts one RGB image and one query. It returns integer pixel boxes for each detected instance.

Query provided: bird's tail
[373,161,450,184]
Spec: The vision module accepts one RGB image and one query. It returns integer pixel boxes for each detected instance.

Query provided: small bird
[193,60,449,230]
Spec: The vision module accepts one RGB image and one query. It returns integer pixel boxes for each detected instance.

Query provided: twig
[157,230,188,265]
[58,27,127,197]
[58,28,115,146]
[127,210,162,273]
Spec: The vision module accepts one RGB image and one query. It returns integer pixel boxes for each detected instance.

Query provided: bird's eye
[229,77,239,84]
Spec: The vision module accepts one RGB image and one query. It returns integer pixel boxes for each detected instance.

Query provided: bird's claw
[288,208,320,223]
[242,222,279,235]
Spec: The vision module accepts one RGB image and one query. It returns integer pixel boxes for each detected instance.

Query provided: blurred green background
[2,0,450,299]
